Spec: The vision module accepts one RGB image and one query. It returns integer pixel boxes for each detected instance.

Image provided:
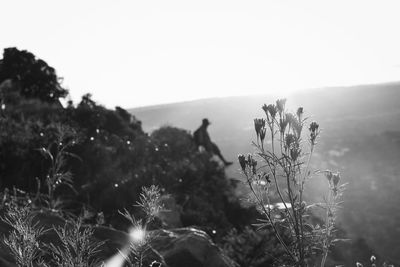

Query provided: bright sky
[1,0,400,108]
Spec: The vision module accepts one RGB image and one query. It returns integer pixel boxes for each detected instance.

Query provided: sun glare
[129,227,146,243]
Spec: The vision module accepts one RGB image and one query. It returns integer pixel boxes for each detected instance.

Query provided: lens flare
[129,226,146,243]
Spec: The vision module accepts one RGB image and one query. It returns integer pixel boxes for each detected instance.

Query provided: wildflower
[290,143,301,161]
[238,154,246,172]
[247,154,257,175]
[286,113,302,138]
[285,133,296,148]
[254,118,265,137]
[332,172,340,187]
[262,104,277,121]
[296,107,303,120]
[276,99,286,114]
[324,170,333,182]
[259,127,266,143]
[309,121,319,145]
[279,117,288,134]
[309,121,319,132]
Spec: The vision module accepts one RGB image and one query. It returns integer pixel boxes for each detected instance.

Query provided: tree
[0,47,68,103]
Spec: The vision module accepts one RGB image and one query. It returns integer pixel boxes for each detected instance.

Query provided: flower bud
[262,104,277,120]
[309,121,320,145]
[260,128,266,142]
[276,99,287,114]
[254,118,265,137]
[332,172,341,187]
[309,121,319,132]
[296,107,303,120]
[279,118,288,134]
[238,154,246,172]
[325,170,333,182]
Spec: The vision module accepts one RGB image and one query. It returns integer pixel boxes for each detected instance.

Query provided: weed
[239,99,345,267]
[1,205,47,267]
[47,217,105,267]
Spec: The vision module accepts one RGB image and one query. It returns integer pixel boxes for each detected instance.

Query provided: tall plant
[37,124,78,211]
[238,99,345,266]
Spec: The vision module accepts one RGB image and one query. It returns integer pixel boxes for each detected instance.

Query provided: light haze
[1,0,400,108]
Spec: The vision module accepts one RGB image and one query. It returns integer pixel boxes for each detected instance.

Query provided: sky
[1,0,400,108]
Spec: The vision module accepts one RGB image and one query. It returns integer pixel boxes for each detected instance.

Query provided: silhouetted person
[193,118,233,166]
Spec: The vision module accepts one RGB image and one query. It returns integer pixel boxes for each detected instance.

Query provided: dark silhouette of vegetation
[0,47,68,103]
[0,47,256,236]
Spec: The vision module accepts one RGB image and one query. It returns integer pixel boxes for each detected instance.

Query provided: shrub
[1,205,47,267]
[47,217,104,267]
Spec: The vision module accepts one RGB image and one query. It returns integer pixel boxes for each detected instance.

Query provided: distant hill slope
[129,82,400,262]
[130,82,400,172]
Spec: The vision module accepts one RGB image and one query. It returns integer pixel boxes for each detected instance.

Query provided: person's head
[202,118,210,127]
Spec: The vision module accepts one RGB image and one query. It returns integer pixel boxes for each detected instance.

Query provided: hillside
[130,82,400,261]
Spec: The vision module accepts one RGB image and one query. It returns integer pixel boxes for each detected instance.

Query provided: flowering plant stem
[239,100,343,267]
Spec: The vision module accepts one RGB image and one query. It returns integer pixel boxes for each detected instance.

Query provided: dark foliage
[0,48,257,240]
[0,47,68,103]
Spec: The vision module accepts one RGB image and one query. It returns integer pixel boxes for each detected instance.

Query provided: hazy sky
[2,0,400,108]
